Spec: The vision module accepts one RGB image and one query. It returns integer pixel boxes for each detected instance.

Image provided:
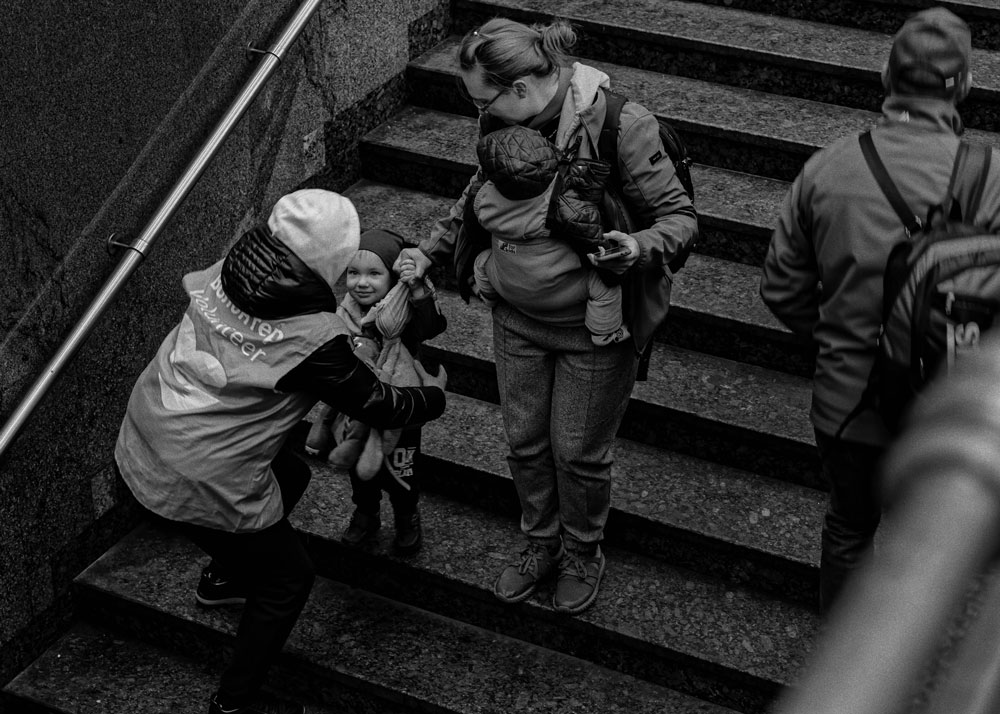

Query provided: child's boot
[393,507,422,556]
[341,508,381,546]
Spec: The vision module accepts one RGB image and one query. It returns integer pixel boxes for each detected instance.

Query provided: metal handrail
[773,336,1000,714]
[0,0,325,460]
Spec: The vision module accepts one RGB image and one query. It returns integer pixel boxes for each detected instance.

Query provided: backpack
[837,130,997,438]
[597,88,697,274]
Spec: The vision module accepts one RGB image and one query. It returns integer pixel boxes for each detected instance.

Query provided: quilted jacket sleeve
[275,334,445,429]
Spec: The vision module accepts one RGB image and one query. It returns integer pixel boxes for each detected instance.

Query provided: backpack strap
[949,141,992,222]
[598,88,627,188]
[859,131,923,237]
[837,136,993,441]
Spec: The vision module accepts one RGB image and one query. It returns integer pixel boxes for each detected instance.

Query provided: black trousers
[814,429,885,614]
[349,426,421,517]
[129,447,316,705]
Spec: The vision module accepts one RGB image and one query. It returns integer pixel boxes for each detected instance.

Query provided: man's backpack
[597,88,697,274]
[837,130,997,438]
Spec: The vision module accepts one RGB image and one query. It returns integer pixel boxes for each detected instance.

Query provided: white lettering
[188,276,266,363]
[955,322,980,347]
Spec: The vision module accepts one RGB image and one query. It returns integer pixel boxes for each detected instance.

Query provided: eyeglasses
[470,85,508,114]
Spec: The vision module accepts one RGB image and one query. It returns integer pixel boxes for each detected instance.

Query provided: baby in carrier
[467,125,630,346]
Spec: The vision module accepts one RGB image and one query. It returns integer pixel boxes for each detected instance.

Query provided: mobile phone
[591,245,630,262]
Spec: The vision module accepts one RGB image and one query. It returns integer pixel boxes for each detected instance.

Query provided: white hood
[553,62,611,149]
[267,189,361,292]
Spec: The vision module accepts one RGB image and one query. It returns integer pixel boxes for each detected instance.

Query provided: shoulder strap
[859,131,923,237]
[949,142,992,222]
[598,88,627,189]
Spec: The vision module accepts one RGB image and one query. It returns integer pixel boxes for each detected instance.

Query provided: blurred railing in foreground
[774,336,1000,714]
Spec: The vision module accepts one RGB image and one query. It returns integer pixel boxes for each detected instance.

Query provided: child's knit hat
[267,189,360,292]
[357,228,406,272]
[887,7,971,99]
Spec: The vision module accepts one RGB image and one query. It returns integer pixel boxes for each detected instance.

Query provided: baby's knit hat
[357,228,406,273]
[267,189,360,292]
[887,7,971,99]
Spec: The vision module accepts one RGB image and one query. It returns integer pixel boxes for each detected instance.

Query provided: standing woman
[396,17,697,614]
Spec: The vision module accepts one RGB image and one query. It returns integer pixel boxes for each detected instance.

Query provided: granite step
[73,524,791,714]
[451,0,1000,130]
[416,288,819,487]
[344,178,816,378]
[674,0,1000,50]
[359,104,789,267]
[0,622,340,714]
[299,388,823,603]
[406,38,1000,182]
[288,454,819,714]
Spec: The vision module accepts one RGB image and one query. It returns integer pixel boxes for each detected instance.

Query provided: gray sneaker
[553,546,606,615]
[493,541,565,603]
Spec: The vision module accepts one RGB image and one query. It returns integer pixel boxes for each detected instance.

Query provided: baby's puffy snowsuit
[467,125,626,341]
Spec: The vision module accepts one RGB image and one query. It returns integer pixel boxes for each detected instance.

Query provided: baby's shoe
[591,325,631,347]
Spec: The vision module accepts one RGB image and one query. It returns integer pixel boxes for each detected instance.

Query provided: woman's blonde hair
[458,17,576,89]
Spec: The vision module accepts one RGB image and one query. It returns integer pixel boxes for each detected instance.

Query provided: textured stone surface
[408,38,1000,181]
[291,463,818,713]
[60,526,743,714]
[410,286,818,473]
[453,0,1000,129]
[672,0,1000,51]
[411,392,823,598]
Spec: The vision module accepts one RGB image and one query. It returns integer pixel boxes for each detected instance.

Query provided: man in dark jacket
[115,189,447,714]
[760,8,1000,614]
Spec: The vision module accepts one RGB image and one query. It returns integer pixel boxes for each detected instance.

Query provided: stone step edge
[453,0,1000,100]
[284,455,816,711]
[408,38,1000,152]
[73,525,748,714]
[0,621,342,714]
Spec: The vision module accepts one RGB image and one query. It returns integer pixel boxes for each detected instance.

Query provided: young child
[306,228,447,554]
[468,124,630,346]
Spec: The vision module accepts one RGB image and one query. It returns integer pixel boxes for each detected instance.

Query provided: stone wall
[0,0,450,686]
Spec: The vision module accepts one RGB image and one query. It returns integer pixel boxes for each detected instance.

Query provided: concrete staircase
[5,1,1000,712]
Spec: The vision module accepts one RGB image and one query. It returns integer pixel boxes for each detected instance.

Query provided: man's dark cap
[887,7,971,99]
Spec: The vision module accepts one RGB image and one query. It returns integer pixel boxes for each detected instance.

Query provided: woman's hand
[414,360,447,391]
[393,248,433,281]
[398,258,429,299]
[589,231,640,273]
